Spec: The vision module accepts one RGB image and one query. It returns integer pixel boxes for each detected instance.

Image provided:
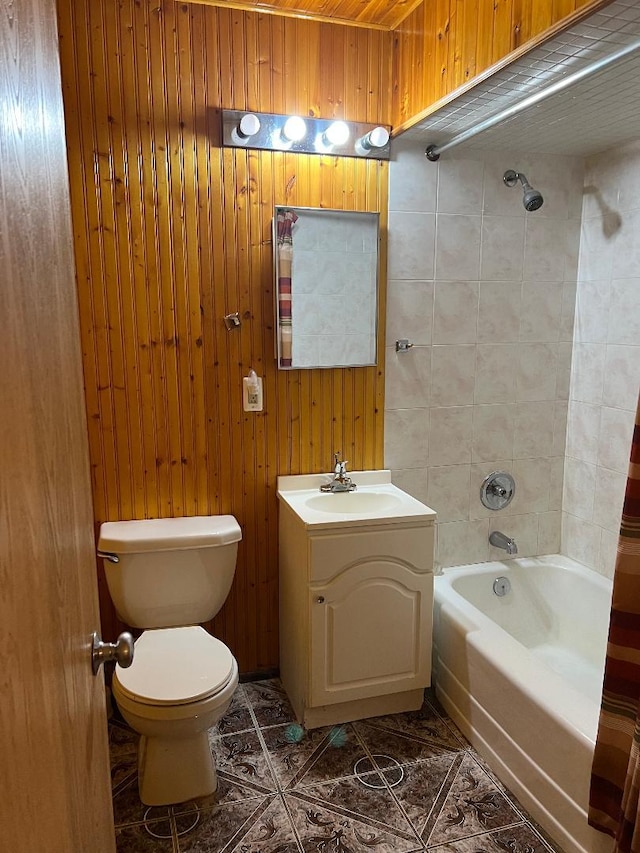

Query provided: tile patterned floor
[110,680,564,853]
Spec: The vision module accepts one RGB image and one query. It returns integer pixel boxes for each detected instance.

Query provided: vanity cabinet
[278,491,435,729]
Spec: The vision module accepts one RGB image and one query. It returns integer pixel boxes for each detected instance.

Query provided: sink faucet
[320,452,357,493]
[489,530,518,555]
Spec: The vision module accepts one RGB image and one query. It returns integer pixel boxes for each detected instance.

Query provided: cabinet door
[310,560,433,707]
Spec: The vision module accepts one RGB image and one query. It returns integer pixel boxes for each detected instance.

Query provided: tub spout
[489,530,518,555]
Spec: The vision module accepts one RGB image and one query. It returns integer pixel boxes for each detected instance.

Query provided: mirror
[274,206,379,369]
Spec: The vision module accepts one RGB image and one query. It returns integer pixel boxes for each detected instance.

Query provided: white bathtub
[433,554,613,853]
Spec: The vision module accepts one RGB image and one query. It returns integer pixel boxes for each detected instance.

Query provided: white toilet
[98,515,242,806]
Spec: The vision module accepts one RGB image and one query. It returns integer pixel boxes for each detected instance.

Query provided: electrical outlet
[243,376,263,412]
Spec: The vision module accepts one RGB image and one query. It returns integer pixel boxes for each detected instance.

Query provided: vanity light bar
[221,109,391,160]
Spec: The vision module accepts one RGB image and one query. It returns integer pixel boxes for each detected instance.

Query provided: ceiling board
[190,0,424,30]
[401,0,640,157]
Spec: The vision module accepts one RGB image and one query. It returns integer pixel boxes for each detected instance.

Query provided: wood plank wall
[56,0,393,674]
[392,0,611,130]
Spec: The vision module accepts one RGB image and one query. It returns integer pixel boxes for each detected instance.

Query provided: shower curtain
[589,392,640,852]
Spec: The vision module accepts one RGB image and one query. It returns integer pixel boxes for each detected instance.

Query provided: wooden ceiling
[193,0,424,30]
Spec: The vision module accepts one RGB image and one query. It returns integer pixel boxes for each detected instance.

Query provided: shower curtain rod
[425,37,640,161]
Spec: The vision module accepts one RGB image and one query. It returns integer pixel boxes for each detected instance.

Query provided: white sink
[277,470,436,529]
[304,491,402,514]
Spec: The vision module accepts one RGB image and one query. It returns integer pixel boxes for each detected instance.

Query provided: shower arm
[425,37,640,162]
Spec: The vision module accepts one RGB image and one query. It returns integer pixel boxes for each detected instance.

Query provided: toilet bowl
[112,626,239,805]
[98,515,242,805]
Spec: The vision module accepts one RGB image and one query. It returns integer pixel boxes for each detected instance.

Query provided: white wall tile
[513,400,555,459]
[577,217,614,282]
[427,465,471,522]
[593,466,626,534]
[602,345,640,411]
[480,216,525,281]
[574,279,610,344]
[524,218,569,281]
[478,281,522,343]
[429,406,474,466]
[511,457,551,514]
[516,343,558,402]
[430,345,476,407]
[388,211,435,280]
[559,280,577,343]
[571,343,605,405]
[552,401,569,456]
[566,400,600,464]
[608,279,640,345]
[598,406,636,473]
[612,209,640,279]
[385,346,431,410]
[437,519,490,568]
[433,281,479,344]
[562,513,601,571]
[384,408,429,470]
[435,214,481,280]
[563,456,596,521]
[616,141,640,214]
[597,528,619,580]
[385,280,434,348]
[390,467,429,505]
[538,511,561,554]
[519,280,563,342]
[389,138,438,213]
[471,403,515,462]
[438,157,485,214]
[475,344,518,403]
[548,457,565,511]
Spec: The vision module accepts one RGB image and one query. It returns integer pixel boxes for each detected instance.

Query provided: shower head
[503,170,544,211]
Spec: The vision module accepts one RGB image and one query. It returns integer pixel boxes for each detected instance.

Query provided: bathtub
[433,554,613,853]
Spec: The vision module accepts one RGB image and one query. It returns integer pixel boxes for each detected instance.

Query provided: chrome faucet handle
[488,483,507,498]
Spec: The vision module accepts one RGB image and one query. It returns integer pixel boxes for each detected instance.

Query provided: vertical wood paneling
[57,0,393,674]
[392,0,614,130]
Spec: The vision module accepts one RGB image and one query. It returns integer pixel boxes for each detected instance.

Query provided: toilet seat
[114,626,235,706]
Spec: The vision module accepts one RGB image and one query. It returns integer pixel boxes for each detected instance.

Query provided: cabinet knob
[315,596,325,604]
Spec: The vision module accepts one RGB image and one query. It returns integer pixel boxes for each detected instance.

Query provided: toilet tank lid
[98,515,242,554]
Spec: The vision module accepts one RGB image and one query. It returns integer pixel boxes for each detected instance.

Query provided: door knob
[91,631,135,676]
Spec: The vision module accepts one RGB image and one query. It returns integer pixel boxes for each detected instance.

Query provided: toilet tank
[98,516,242,629]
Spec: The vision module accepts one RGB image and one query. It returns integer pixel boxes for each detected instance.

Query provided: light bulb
[360,126,389,150]
[324,120,350,147]
[282,116,307,142]
[238,113,260,138]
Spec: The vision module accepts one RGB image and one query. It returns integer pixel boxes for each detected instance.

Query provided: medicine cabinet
[274,206,379,369]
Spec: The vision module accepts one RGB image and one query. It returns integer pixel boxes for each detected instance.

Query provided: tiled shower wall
[562,140,640,578]
[384,138,584,569]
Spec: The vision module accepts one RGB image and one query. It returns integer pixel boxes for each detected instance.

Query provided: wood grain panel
[191,0,424,30]
[392,0,615,131]
[1,0,114,848]
[57,0,392,674]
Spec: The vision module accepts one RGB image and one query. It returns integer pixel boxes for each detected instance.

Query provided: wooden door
[0,1,115,850]
[310,561,433,707]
